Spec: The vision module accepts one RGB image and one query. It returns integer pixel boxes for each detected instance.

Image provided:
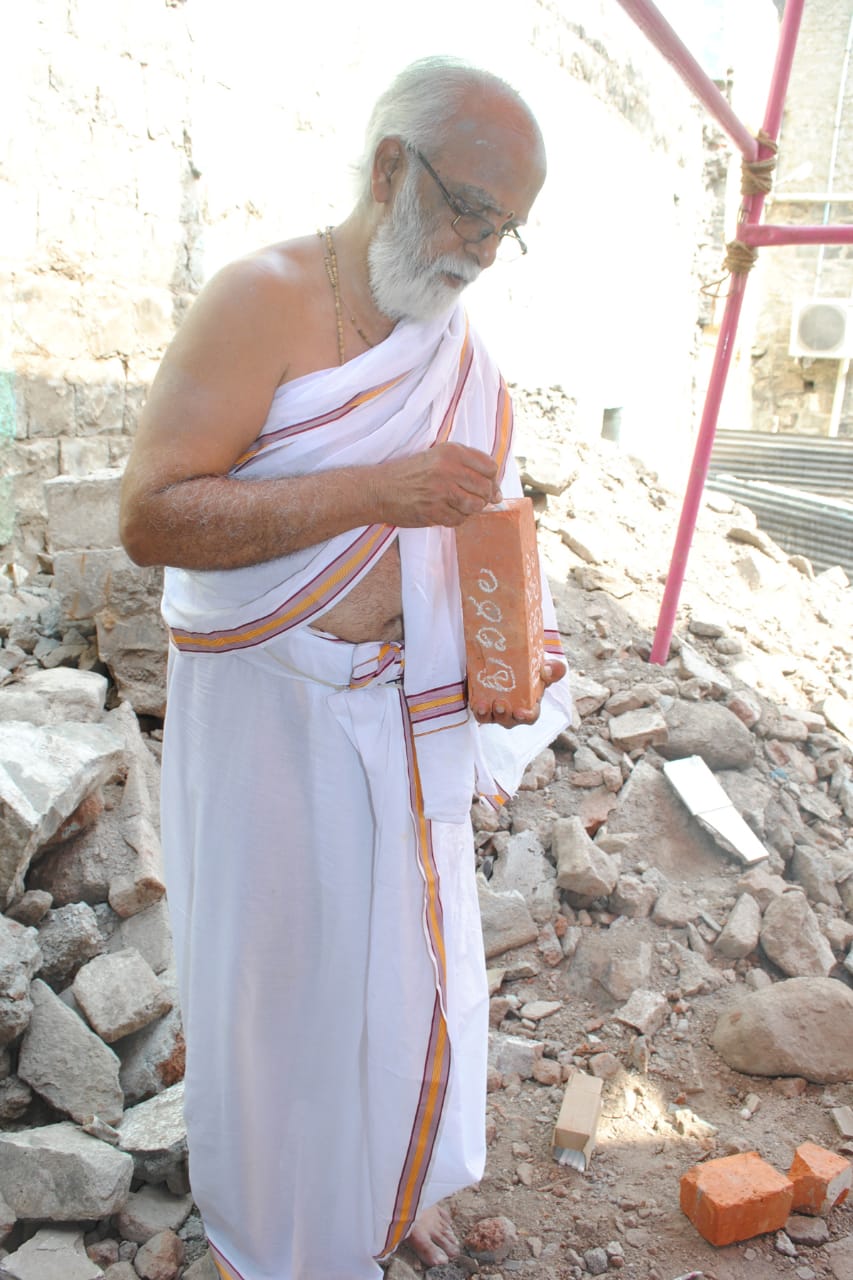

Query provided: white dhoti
[160,306,571,1279]
[162,627,488,1279]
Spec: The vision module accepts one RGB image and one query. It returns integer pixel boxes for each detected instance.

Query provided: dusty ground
[392,396,853,1280]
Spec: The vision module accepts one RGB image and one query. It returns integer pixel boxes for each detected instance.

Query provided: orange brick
[788,1142,852,1215]
[680,1151,794,1246]
[456,498,545,717]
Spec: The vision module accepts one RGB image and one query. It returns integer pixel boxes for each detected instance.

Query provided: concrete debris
[0,414,851,1272]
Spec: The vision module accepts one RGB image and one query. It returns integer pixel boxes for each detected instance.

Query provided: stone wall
[750,0,853,437]
[2,0,779,566]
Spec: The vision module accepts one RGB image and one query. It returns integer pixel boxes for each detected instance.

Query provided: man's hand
[471,658,568,729]
[371,443,500,528]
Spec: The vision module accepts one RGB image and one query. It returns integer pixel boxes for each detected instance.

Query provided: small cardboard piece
[552,1068,603,1167]
[455,498,545,717]
[663,755,769,865]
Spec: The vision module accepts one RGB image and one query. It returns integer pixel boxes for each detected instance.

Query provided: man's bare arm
[120,254,499,570]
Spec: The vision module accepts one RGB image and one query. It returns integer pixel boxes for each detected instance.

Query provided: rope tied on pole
[740,129,779,195]
[701,130,779,295]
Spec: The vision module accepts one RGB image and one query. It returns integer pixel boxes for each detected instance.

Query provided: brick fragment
[680,1151,794,1246]
[456,499,545,717]
[788,1141,851,1215]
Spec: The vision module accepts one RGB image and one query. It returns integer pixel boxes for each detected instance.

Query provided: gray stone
[715,894,762,960]
[615,988,668,1035]
[826,1234,853,1280]
[181,1256,218,1280]
[608,707,668,752]
[571,920,653,1003]
[0,1075,32,1121]
[760,893,835,978]
[553,816,619,899]
[43,469,123,552]
[488,832,557,924]
[118,1082,187,1183]
[651,885,698,928]
[96,608,168,718]
[677,641,732,695]
[0,719,125,905]
[569,673,610,718]
[0,667,107,726]
[116,1184,194,1244]
[736,866,788,910]
[53,546,163,622]
[0,1227,103,1280]
[790,845,842,909]
[18,978,124,1124]
[785,1215,830,1246]
[117,967,185,1104]
[671,941,726,994]
[73,948,172,1042]
[606,761,723,880]
[477,878,539,960]
[6,889,53,926]
[712,977,853,1083]
[610,873,657,918]
[36,901,103,987]
[109,899,174,974]
[0,916,40,1046]
[488,1032,545,1080]
[657,700,755,770]
[518,748,556,791]
[134,1230,185,1280]
[0,1121,133,1219]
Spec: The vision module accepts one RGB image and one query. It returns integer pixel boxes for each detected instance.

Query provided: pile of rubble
[1,412,852,1279]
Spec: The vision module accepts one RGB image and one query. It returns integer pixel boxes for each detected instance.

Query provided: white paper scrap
[663,755,769,865]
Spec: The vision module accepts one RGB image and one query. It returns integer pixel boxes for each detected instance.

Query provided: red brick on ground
[680,1151,794,1246]
[788,1141,852,1215]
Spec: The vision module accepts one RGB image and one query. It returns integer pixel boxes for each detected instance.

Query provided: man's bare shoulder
[212,236,321,301]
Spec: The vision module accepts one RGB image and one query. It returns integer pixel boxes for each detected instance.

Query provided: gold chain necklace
[319,226,375,366]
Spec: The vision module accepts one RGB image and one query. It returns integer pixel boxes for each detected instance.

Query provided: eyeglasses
[409,147,528,261]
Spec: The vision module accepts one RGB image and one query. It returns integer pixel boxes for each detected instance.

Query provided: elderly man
[120,55,570,1280]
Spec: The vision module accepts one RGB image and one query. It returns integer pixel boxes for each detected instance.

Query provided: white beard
[367,168,481,323]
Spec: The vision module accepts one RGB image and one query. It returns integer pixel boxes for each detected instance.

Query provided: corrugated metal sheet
[706,474,853,578]
[710,430,853,499]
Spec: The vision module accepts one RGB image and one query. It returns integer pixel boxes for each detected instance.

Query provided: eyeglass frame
[408,146,528,257]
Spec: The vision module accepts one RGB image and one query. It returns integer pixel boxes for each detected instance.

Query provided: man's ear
[371,138,405,205]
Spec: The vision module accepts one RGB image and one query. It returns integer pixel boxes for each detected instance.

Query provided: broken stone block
[570,920,653,1004]
[677,640,732,696]
[73,948,172,1043]
[6,888,53,926]
[0,916,40,1046]
[0,1226,104,1280]
[712,976,853,1083]
[115,1183,194,1245]
[95,607,169,718]
[680,1151,794,1246]
[0,667,107,726]
[788,1142,851,1215]
[608,707,668,753]
[553,816,618,899]
[790,845,842,909]
[0,1121,133,1219]
[715,894,761,960]
[108,898,174,975]
[614,988,668,1036]
[568,673,610,718]
[36,901,103,987]
[133,1228,185,1280]
[0,719,125,905]
[488,831,557,924]
[488,1032,544,1080]
[17,978,124,1125]
[610,873,657,918]
[118,1082,187,1183]
[477,877,539,960]
[759,892,834,978]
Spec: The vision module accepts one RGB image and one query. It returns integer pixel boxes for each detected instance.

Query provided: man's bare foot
[406,1202,460,1267]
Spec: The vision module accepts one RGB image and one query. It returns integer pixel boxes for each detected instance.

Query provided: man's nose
[466,233,500,270]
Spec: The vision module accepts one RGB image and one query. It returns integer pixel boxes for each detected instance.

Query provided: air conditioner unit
[789,299,853,359]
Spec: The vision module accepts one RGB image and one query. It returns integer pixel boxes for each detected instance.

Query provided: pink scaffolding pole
[741,223,853,247]
[615,0,808,664]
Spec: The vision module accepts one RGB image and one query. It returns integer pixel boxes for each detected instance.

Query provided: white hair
[355,55,539,205]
